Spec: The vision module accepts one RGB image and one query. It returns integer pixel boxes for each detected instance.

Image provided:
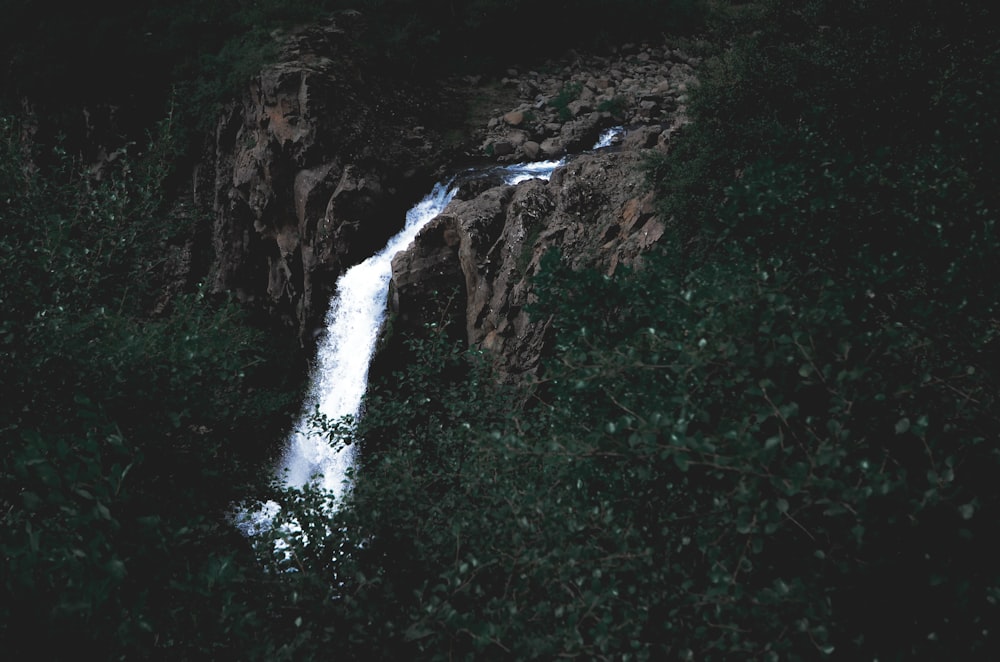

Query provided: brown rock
[506,130,528,147]
[566,99,592,118]
[540,138,565,158]
[206,19,455,345]
[503,110,525,126]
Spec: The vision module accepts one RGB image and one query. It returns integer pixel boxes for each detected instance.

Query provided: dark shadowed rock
[206,20,456,345]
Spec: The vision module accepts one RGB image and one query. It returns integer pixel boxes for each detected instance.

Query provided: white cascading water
[279,181,459,498]
[247,127,624,530]
[594,125,625,149]
[502,158,566,185]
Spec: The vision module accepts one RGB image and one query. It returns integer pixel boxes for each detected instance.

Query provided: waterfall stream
[245,127,624,531]
[279,182,460,497]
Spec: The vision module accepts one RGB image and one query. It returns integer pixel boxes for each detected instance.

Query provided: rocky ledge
[473,42,698,163]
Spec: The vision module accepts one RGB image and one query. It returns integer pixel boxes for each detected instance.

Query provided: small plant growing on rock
[597,95,628,118]
[551,81,584,121]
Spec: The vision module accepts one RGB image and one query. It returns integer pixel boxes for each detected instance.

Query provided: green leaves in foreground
[263,226,999,659]
[0,114,293,659]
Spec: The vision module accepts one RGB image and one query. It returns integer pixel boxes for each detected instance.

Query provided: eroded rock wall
[390,147,665,379]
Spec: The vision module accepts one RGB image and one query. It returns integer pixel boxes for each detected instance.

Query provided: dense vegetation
[0,112,307,657]
[3,0,1000,659]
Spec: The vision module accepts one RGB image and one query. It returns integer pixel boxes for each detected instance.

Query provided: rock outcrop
[199,21,696,376]
[205,18,453,345]
[390,43,693,380]
[391,147,665,379]
[476,43,697,164]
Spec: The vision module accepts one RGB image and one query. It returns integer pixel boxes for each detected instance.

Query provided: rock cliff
[204,18,457,345]
[202,21,696,373]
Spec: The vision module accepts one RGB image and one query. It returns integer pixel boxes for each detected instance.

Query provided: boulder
[503,110,525,126]
[492,140,515,156]
[539,138,565,158]
[623,124,663,150]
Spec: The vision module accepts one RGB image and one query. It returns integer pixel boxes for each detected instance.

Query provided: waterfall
[279,182,459,498]
[244,128,623,531]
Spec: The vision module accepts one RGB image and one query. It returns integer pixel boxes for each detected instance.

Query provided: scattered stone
[566,99,592,117]
[503,110,525,126]
[506,130,528,147]
[518,80,538,98]
[639,100,660,115]
[492,141,514,156]
[623,125,663,150]
[540,137,565,158]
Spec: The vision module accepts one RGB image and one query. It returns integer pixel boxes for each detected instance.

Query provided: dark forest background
[2,0,999,659]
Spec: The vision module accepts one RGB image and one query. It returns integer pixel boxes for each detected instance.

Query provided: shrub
[0,114,295,658]
[551,81,584,121]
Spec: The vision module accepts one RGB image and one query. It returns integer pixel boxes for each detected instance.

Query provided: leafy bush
[0,114,296,658]
[551,81,584,121]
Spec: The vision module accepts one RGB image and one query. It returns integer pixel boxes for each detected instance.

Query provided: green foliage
[550,81,584,121]
[263,218,1000,658]
[0,113,295,658]
[348,0,706,73]
[647,0,1000,265]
